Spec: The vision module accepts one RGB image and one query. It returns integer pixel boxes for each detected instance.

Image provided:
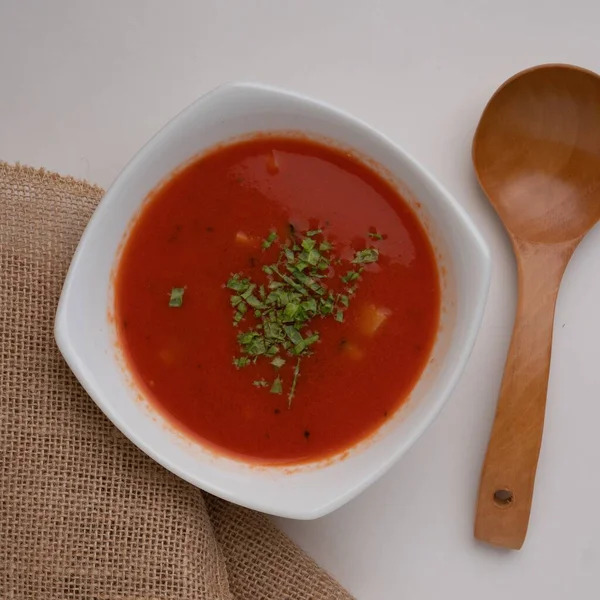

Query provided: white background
[2,1,600,598]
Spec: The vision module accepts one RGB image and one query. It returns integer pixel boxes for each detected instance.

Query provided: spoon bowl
[474,64,600,243]
[473,64,600,549]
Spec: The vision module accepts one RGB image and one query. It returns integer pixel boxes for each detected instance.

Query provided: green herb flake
[301,238,316,252]
[306,229,322,237]
[226,275,250,292]
[241,284,256,300]
[335,310,344,323]
[368,231,385,241]
[306,248,321,266]
[238,331,258,345]
[341,270,360,284]
[168,287,185,307]
[271,356,286,369]
[253,379,269,388]
[264,321,284,341]
[284,247,295,262]
[233,357,251,369]
[319,297,334,315]
[284,325,303,346]
[246,294,264,309]
[352,248,379,265]
[246,337,266,356]
[304,333,319,347]
[288,359,301,406]
[292,340,306,355]
[265,344,278,356]
[270,376,283,395]
[302,298,317,314]
[262,230,278,249]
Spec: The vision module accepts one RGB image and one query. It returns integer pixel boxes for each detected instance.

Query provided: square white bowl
[55,82,490,519]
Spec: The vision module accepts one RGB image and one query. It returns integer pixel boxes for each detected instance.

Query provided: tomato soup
[115,135,440,464]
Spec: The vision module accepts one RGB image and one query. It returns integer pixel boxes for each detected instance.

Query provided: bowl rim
[55,81,491,518]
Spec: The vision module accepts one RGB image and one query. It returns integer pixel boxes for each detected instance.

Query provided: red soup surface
[115,135,440,464]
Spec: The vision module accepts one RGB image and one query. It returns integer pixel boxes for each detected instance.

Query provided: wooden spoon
[472,64,600,549]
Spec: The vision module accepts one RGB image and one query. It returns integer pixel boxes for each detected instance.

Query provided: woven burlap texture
[0,162,354,600]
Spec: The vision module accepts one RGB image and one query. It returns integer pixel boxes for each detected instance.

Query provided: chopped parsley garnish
[270,376,283,395]
[271,356,286,369]
[226,226,382,405]
[288,358,301,407]
[368,230,385,240]
[169,287,185,307]
[233,356,251,369]
[352,248,379,265]
[262,230,278,249]
[341,270,360,284]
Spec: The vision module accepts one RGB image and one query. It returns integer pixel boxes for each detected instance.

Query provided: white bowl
[55,82,490,519]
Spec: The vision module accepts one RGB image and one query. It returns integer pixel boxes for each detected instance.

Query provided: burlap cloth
[0,162,354,600]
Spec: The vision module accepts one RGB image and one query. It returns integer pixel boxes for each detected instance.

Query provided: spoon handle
[474,239,577,549]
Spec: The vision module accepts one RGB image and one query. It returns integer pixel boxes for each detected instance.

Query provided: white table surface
[2,1,600,598]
